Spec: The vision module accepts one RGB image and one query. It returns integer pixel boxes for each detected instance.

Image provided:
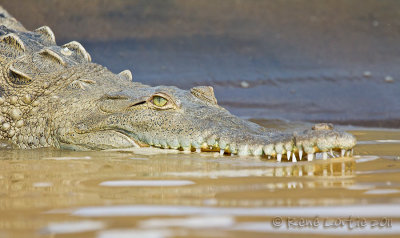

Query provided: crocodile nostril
[312,123,334,131]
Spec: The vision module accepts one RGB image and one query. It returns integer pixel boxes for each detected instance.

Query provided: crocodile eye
[152,96,168,107]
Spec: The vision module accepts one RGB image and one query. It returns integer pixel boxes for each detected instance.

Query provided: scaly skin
[0,6,356,162]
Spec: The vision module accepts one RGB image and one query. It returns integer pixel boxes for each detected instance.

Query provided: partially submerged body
[0,6,356,162]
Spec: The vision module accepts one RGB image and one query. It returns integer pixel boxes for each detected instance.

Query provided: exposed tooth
[201,142,208,150]
[299,150,303,160]
[268,155,271,159]
[160,140,168,148]
[307,153,314,161]
[292,153,297,163]
[229,144,237,154]
[207,137,216,147]
[330,149,334,157]
[287,151,291,160]
[284,142,293,152]
[238,145,249,156]
[220,149,225,156]
[263,144,275,156]
[219,140,227,151]
[251,146,263,156]
[180,139,191,150]
[275,143,285,154]
[341,149,345,157]
[153,139,161,147]
[196,148,201,153]
[346,150,351,157]
[209,146,213,150]
[277,154,282,162]
[323,152,328,160]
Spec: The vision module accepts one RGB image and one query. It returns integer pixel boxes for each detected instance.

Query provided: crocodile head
[0,25,356,161]
[51,71,356,161]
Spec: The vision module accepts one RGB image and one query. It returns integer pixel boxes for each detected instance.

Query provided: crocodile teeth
[341,149,346,157]
[239,145,251,156]
[299,150,303,160]
[307,154,314,161]
[323,152,328,160]
[196,148,201,153]
[252,147,263,156]
[287,151,291,160]
[277,154,282,162]
[292,153,297,163]
[268,155,271,159]
[330,149,334,157]
[275,143,285,154]
[263,144,275,156]
[220,149,225,156]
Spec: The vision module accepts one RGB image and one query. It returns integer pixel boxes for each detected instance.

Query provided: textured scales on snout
[0,6,356,162]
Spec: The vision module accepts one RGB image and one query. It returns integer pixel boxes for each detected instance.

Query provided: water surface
[1,125,399,238]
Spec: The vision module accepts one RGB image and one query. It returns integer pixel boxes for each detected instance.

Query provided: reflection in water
[364,189,400,195]
[164,157,355,177]
[0,129,399,237]
[272,159,355,178]
[99,180,195,187]
[41,220,105,235]
[97,229,174,238]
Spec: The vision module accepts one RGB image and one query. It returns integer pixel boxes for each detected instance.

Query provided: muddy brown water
[0,1,400,237]
[1,125,400,238]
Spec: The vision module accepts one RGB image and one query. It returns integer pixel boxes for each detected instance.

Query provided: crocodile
[0,6,356,162]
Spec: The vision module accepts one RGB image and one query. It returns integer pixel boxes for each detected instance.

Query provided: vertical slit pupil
[153,96,167,107]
